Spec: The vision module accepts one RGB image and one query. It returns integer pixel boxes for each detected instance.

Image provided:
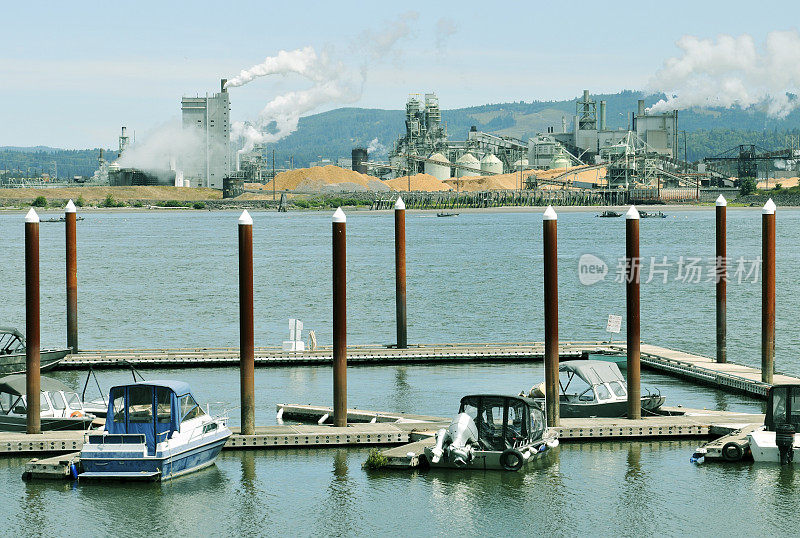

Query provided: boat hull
[557,395,666,418]
[0,415,94,432]
[748,429,800,463]
[0,349,69,376]
[424,440,558,471]
[80,431,231,481]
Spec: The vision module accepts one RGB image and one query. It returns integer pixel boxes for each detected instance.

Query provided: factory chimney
[221,79,227,93]
[637,99,645,116]
[561,116,566,133]
[599,101,607,131]
[583,89,589,103]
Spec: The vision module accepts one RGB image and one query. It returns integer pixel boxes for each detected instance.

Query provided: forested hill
[0,148,113,179]
[271,90,800,166]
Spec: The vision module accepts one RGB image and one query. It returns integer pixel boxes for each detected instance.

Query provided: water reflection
[314,450,356,536]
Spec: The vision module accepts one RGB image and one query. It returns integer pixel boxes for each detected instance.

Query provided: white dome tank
[550,148,570,170]
[424,152,451,181]
[480,153,503,175]
[455,152,480,178]
[513,158,529,171]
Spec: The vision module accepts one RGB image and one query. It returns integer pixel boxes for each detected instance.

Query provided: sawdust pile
[384,174,449,192]
[267,165,377,192]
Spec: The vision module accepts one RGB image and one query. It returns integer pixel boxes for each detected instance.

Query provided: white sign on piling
[606,314,622,343]
[283,318,305,352]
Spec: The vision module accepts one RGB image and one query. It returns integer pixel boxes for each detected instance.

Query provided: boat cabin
[764,385,800,432]
[458,395,546,451]
[0,374,86,418]
[559,360,628,404]
[105,381,209,455]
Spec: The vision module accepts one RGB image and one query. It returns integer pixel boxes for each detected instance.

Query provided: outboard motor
[775,423,795,465]
[429,413,478,465]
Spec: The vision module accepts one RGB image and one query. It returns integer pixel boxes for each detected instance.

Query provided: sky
[0,0,796,148]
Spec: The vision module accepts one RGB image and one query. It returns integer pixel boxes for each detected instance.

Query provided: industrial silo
[480,153,503,175]
[455,152,480,178]
[550,148,570,171]
[424,152,451,181]
[351,147,368,174]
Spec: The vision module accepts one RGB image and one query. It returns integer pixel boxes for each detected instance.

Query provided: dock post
[65,200,78,353]
[238,210,255,435]
[542,205,559,427]
[394,196,407,349]
[625,206,641,419]
[332,207,348,427]
[762,199,776,384]
[715,195,726,363]
[25,208,41,434]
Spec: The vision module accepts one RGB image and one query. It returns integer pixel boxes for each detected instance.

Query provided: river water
[0,206,798,535]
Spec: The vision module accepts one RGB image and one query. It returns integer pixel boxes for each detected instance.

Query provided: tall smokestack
[121,126,127,137]
[583,89,589,103]
[221,79,227,93]
[638,100,645,116]
[599,101,607,130]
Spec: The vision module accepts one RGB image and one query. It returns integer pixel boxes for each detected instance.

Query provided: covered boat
[423,394,558,471]
[525,360,665,418]
[0,374,95,431]
[79,380,231,481]
[0,326,70,375]
[748,384,800,464]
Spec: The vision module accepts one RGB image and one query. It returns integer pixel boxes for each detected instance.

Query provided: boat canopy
[765,384,800,432]
[106,380,202,453]
[560,360,625,387]
[0,374,72,396]
[458,394,545,450]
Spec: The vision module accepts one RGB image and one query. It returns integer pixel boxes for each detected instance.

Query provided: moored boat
[0,327,70,375]
[748,384,800,464]
[423,394,558,471]
[79,380,231,481]
[0,374,96,431]
[597,210,622,217]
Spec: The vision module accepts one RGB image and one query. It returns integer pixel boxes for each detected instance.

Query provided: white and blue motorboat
[79,380,231,481]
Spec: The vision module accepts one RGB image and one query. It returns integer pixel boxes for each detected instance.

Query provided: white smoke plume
[226,12,418,152]
[366,137,387,157]
[116,120,207,176]
[435,17,458,52]
[648,30,800,117]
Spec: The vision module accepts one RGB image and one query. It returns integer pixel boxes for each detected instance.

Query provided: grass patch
[362,448,389,470]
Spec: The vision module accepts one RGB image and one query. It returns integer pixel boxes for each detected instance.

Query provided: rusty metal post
[716,195,726,363]
[25,208,41,434]
[65,200,78,353]
[394,197,407,349]
[762,198,776,383]
[238,210,255,435]
[332,207,348,427]
[542,205,559,427]
[625,206,641,419]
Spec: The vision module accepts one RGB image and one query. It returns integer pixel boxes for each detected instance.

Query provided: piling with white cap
[65,200,78,353]
[716,195,727,363]
[332,207,347,427]
[625,205,641,419]
[25,208,41,434]
[762,198,776,383]
[395,197,408,349]
[542,205,559,426]
[238,210,255,435]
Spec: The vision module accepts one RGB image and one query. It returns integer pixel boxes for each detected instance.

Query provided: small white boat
[748,384,800,464]
[423,394,558,471]
[79,380,231,481]
[0,374,96,432]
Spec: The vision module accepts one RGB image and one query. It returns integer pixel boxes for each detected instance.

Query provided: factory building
[180,79,232,189]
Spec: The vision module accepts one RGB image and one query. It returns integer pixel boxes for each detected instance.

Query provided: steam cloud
[366,137,387,157]
[226,12,419,152]
[648,30,800,117]
[435,18,458,52]
[116,120,207,178]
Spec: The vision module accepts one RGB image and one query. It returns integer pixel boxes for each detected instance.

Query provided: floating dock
[58,341,800,400]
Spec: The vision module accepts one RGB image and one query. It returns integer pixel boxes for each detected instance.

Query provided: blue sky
[0,1,794,148]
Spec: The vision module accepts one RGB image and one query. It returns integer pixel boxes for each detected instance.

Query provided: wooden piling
[394,197,407,349]
[25,208,41,434]
[716,195,726,363]
[542,205,559,426]
[332,207,347,427]
[238,210,255,435]
[65,200,78,353]
[762,198,776,384]
[625,206,641,419]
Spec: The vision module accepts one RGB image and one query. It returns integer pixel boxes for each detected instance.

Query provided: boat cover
[105,380,192,453]
[559,360,625,387]
[0,374,73,396]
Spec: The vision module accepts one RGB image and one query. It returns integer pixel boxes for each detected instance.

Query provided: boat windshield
[461,396,530,451]
[766,385,800,431]
[65,392,82,410]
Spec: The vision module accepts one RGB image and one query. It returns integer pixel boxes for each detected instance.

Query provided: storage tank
[351,147,368,174]
[480,153,503,175]
[455,152,480,178]
[550,148,570,170]
[512,158,528,171]
[424,152,451,181]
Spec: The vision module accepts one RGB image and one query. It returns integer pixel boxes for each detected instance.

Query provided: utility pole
[272,148,276,201]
